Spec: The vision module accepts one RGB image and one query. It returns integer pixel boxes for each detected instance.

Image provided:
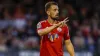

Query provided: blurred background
[0,0,100,56]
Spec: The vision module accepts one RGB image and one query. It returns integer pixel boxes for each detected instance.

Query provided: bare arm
[65,39,75,56]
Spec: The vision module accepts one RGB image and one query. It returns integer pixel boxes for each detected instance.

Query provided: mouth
[56,14,59,16]
[55,15,59,17]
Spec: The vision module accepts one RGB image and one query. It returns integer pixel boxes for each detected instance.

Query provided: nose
[56,10,59,16]
[57,10,59,14]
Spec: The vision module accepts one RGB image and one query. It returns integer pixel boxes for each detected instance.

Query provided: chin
[53,17,59,20]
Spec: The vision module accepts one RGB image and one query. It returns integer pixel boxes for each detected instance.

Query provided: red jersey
[37,20,70,56]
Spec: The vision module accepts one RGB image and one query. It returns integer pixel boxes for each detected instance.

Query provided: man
[37,1,75,56]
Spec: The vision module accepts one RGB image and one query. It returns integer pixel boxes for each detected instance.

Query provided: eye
[54,9,57,11]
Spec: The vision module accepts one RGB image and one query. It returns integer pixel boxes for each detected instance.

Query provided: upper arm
[37,22,44,34]
[65,39,71,45]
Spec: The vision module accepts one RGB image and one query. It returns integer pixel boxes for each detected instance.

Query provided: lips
[56,14,59,17]
[56,14,59,16]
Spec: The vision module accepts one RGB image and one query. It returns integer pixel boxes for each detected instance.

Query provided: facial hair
[51,14,59,20]
[52,18,59,20]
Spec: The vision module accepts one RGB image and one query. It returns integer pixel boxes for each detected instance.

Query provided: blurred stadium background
[0,0,100,56]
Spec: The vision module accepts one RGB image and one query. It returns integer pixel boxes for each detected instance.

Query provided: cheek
[52,12,56,16]
[50,12,55,17]
[52,14,56,17]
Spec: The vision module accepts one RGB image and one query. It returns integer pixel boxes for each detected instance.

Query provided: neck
[47,16,57,25]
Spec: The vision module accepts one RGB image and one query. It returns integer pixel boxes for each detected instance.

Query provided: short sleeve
[37,22,44,31]
[64,25,70,40]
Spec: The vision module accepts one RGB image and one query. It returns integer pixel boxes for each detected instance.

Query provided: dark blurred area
[0,0,99,56]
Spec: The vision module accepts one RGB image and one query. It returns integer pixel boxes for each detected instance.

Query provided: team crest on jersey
[57,27,62,32]
[48,33,59,42]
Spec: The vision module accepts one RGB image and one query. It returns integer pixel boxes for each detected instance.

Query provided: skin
[47,5,59,20]
[37,4,75,56]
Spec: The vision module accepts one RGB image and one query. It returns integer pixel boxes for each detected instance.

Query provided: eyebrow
[54,8,59,10]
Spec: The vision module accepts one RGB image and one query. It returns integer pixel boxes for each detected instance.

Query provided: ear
[46,11,50,15]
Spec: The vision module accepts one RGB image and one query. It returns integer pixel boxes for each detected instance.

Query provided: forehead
[50,5,59,10]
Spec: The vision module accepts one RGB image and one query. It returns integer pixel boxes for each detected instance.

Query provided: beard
[52,17,59,20]
[51,15,59,21]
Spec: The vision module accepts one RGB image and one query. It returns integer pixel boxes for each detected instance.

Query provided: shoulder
[37,20,47,25]
[63,24,69,30]
[64,24,68,28]
[37,20,47,28]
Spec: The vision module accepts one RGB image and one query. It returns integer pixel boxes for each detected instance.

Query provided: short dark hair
[45,1,58,12]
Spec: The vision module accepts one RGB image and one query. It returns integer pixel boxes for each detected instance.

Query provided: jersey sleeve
[64,25,70,40]
[37,21,44,31]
